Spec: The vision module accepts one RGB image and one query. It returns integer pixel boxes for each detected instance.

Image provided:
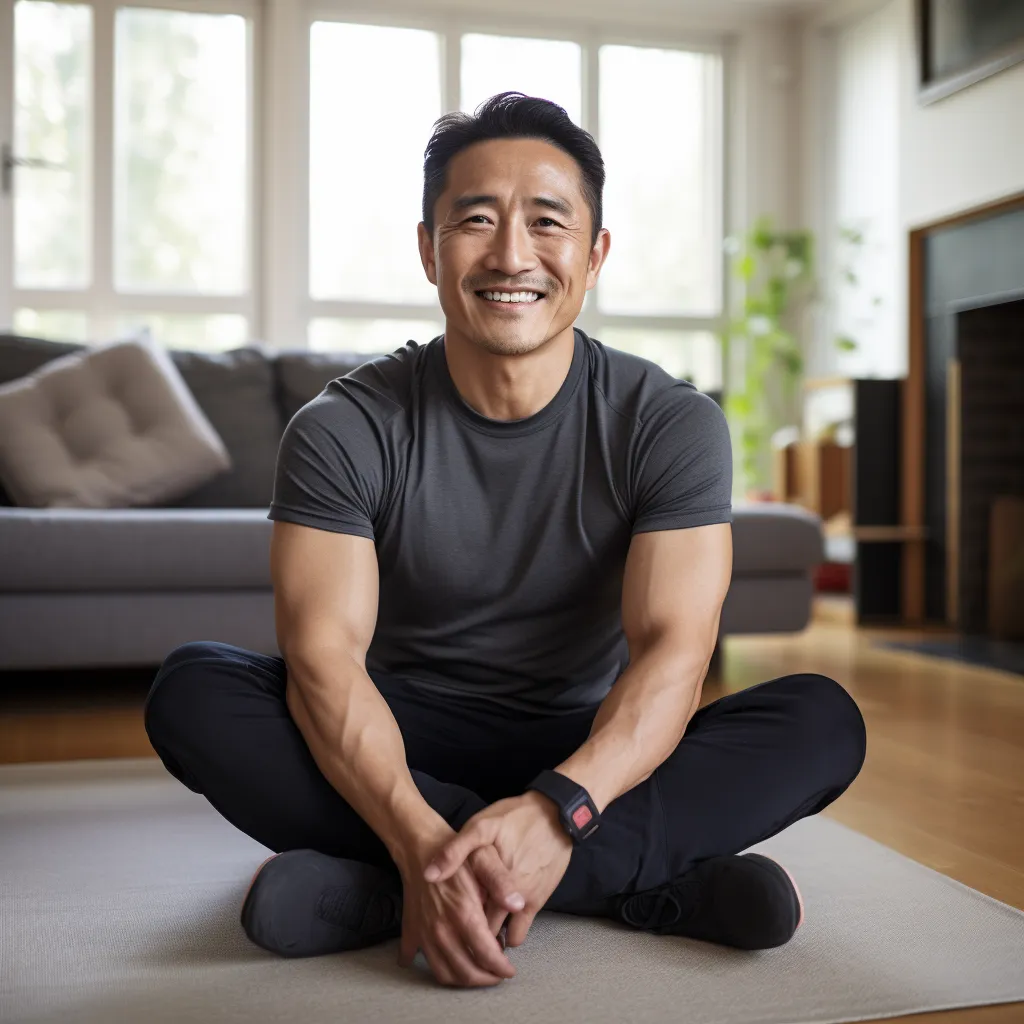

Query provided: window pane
[14,1,91,289]
[114,9,248,294]
[13,308,88,342]
[598,46,721,316]
[461,35,582,124]
[309,318,443,354]
[116,313,248,351]
[599,328,721,392]
[310,23,441,304]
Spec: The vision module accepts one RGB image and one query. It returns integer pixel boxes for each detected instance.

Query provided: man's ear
[417,222,438,285]
[585,227,611,290]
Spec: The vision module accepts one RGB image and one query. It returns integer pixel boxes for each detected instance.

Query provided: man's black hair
[422,91,605,247]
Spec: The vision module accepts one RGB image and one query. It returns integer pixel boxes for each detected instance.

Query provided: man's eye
[466,215,489,224]
[536,217,558,227]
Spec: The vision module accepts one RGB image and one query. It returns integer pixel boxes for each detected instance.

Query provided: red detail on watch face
[572,805,593,829]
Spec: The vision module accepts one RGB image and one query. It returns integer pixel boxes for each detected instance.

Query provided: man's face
[417,137,610,355]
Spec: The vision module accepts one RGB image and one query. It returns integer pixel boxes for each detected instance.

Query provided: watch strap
[526,769,601,842]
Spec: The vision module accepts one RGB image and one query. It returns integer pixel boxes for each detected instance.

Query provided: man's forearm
[284,647,445,871]
[553,642,711,814]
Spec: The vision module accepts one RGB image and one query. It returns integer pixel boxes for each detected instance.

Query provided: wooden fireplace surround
[902,189,1024,623]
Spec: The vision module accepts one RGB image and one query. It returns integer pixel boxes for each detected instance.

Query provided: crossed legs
[144,642,866,917]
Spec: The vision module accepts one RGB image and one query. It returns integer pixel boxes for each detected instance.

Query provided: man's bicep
[269,520,380,668]
[620,522,732,664]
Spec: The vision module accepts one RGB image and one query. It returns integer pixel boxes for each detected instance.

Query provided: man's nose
[483,215,537,276]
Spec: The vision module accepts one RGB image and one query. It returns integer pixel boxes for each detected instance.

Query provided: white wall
[895,0,1024,228]
[832,0,902,379]
[798,0,1024,387]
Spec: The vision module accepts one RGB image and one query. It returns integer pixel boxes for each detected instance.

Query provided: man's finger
[481,893,507,936]
[435,922,509,987]
[398,925,418,968]
[425,823,496,882]
[422,939,457,987]
[470,846,525,911]
[448,891,516,980]
[506,907,537,948]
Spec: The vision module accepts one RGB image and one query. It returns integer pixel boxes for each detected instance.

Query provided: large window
[12,1,91,293]
[3,8,725,388]
[598,45,720,318]
[305,21,723,389]
[6,0,255,349]
[460,34,582,122]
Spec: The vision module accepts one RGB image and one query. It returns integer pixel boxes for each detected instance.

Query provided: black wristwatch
[526,769,601,843]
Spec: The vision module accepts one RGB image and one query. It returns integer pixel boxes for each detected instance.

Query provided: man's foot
[614,852,805,950]
[240,849,403,958]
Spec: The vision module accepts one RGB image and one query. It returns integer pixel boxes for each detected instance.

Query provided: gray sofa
[0,333,824,670]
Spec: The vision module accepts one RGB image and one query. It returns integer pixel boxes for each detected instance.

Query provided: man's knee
[794,673,867,785]
[144,640,232,743]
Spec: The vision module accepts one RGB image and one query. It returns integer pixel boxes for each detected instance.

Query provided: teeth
[481,291,540,303]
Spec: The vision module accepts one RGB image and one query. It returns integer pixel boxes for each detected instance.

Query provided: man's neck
[441,324,576,422]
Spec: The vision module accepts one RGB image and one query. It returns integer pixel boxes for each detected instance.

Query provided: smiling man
[143,92,867,989]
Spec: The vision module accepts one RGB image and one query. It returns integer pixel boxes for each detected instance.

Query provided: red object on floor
[814,562,851,593]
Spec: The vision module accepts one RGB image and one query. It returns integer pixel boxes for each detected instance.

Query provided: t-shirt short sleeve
[267,389,387,540]
[631,384,733,535]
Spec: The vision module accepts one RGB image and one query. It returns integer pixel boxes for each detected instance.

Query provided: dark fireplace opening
[954,297,1024,640]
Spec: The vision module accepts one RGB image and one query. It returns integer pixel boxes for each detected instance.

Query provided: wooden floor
[1,595,1022,1022]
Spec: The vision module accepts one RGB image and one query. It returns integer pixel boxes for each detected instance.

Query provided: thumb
[425,821,496,882]
[397,920,418,968]
[470,845,526,912]
[506,908,537,948]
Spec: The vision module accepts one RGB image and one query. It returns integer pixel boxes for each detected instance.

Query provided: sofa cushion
[163,346,282,508]
[273,350,381,423]
[0,508,273,591]
[0,339,231,508]
[0,334,282,507]
[0,333,126,509]
[731,502,824,574]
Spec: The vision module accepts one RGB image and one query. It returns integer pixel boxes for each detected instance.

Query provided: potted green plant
[719,217,865,497]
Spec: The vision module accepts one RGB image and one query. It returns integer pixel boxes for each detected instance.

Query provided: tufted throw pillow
[0,337,231,508]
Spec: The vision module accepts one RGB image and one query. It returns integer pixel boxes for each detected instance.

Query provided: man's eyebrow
[450,194,497,212]
[532,195,575,218]
[447,194,576,217]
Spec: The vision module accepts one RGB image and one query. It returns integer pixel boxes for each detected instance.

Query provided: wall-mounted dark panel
[925,208,1024,315]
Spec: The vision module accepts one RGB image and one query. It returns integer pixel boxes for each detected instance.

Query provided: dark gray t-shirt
[268,327,732,716]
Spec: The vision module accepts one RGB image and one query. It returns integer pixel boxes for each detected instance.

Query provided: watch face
[571,804,593,829]
[567,797,599,840]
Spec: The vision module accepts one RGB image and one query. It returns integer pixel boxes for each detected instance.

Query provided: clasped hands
[396,791,573,988]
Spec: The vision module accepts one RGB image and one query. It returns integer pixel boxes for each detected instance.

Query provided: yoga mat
[1,756,1022,1024]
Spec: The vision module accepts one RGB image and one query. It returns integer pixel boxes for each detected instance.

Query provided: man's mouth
[474,289,545,306]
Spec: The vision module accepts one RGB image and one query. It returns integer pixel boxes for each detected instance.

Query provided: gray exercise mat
[1,757,1022,1024]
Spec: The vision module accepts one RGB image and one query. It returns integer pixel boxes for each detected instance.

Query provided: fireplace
[906,197,1024,634]
[951,297,1024,637]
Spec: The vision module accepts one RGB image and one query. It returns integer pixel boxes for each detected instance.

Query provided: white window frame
[288,4,728,355]
[0,0,261,341]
